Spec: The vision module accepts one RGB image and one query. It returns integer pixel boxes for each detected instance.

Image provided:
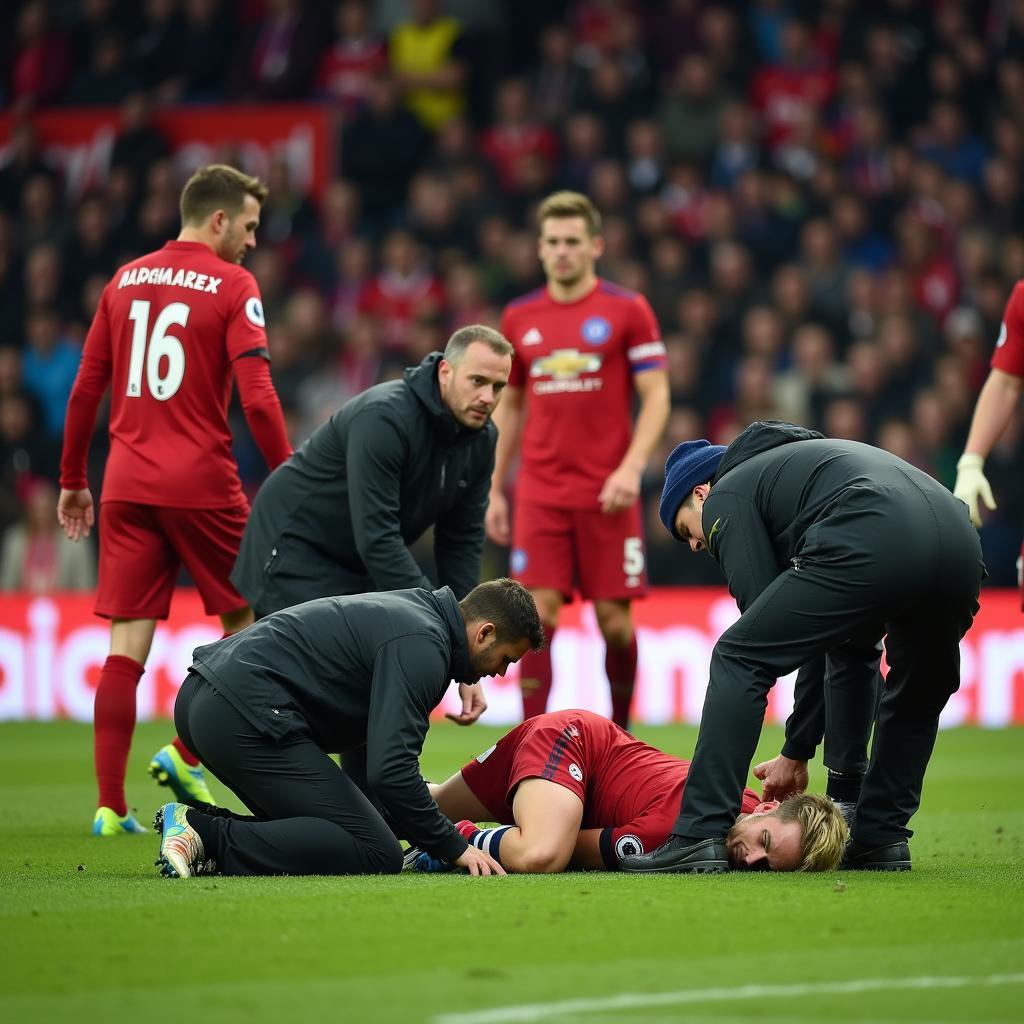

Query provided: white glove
[953,453,996,527]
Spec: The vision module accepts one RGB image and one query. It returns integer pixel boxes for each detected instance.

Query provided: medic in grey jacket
[622,420,983,874]
[179,582,544,873]
[232,327,514,618]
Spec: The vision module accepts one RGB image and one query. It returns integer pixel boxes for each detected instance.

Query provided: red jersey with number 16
[64,241,270,509]
[501,279,666,510]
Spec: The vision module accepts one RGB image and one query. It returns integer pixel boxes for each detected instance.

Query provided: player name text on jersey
[117,267,223,293]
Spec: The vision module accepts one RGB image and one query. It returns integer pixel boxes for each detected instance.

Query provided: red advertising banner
[0,104,336,200]
[1,588,1022,726]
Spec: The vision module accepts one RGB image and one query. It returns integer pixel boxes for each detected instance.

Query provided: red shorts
[461,715,590,822]
[96,501,249,619]
[510,501,648,601]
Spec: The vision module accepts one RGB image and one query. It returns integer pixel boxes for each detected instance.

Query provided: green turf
[1,720,1022,1023]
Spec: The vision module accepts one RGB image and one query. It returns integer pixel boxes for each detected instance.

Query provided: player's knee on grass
[357,829,403,875]
[374,839,404,875]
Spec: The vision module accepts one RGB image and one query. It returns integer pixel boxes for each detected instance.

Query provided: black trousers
[824,636,883,784]
[174,673,403,876]
[675,488,984,846]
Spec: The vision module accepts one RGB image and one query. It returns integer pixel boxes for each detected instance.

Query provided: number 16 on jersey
[127,299,189,401]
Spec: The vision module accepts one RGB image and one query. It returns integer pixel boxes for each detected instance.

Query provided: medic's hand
[753,754,809,802]
[954,453,996,528]
[446,682,487,725]
[453,845,506,876]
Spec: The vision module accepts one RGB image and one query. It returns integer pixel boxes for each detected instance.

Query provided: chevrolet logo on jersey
[530,348,603,380]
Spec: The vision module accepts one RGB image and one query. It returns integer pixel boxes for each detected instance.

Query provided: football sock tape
[470,826,513,864]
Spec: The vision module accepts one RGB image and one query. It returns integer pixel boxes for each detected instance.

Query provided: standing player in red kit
[407,709,847,872]
[487,191,670,727]
[58,165,292,836]
[954,283,1024,603]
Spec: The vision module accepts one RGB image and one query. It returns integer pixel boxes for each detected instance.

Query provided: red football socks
[172,735,201,767]
[606,633,638,729]
[94,655,145,816]
[519,625,556,719]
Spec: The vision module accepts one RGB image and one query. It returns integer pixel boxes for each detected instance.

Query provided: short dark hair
[459,578,545,650]
[537,190,602,236]
[443,324,514,363]
[179,164,268,226]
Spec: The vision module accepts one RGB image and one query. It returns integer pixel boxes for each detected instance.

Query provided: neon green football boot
[148,744,215,804]
[92,806,148,836]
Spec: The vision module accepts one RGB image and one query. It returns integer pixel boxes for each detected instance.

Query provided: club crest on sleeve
[581,316,611,345]
[245,297,266,327]
[615,834,644,860]
[996,321,1007,348]
[475,744,497,764]
[568,763,583,782]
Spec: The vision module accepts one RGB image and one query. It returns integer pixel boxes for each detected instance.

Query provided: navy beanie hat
[659,440,727,540]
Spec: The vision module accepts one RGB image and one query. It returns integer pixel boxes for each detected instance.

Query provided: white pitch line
[432,972,1024,1024]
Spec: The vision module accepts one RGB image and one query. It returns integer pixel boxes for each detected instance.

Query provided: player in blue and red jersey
[414,709,847,872]
[58,165,292,836]
[487,191,671,728]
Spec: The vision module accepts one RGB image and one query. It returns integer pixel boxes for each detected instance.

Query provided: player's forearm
[235,356,292,469]
[489,391,523,492]
[619,374,670,473]
[485,826,573,874]
[59,383,105,489]
[963,369,1024,459]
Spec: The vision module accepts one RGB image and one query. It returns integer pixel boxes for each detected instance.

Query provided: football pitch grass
[1,720,1022,1024]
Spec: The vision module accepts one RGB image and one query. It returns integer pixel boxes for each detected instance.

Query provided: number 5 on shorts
[126,299,189,401]
[623,537,645,577]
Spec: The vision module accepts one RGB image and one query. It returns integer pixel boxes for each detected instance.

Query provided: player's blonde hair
[180,164,269,226]
[537,191,602,237]
[774,793,849,871]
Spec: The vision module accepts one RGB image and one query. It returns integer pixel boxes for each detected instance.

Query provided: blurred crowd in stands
[1,0,1023,591]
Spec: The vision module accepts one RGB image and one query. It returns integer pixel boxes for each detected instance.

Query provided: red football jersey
[501,279,666,509]
[565,710,761,833]
[991,280,1024,378]
[462,709,761,861]
[67,240,269,508]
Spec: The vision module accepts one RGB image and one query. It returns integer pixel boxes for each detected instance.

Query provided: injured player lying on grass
[407,709,848,873]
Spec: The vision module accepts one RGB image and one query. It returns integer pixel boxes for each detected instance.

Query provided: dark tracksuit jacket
[186,586,472,867]
[675,421,983,845]
[231,352,496,616]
